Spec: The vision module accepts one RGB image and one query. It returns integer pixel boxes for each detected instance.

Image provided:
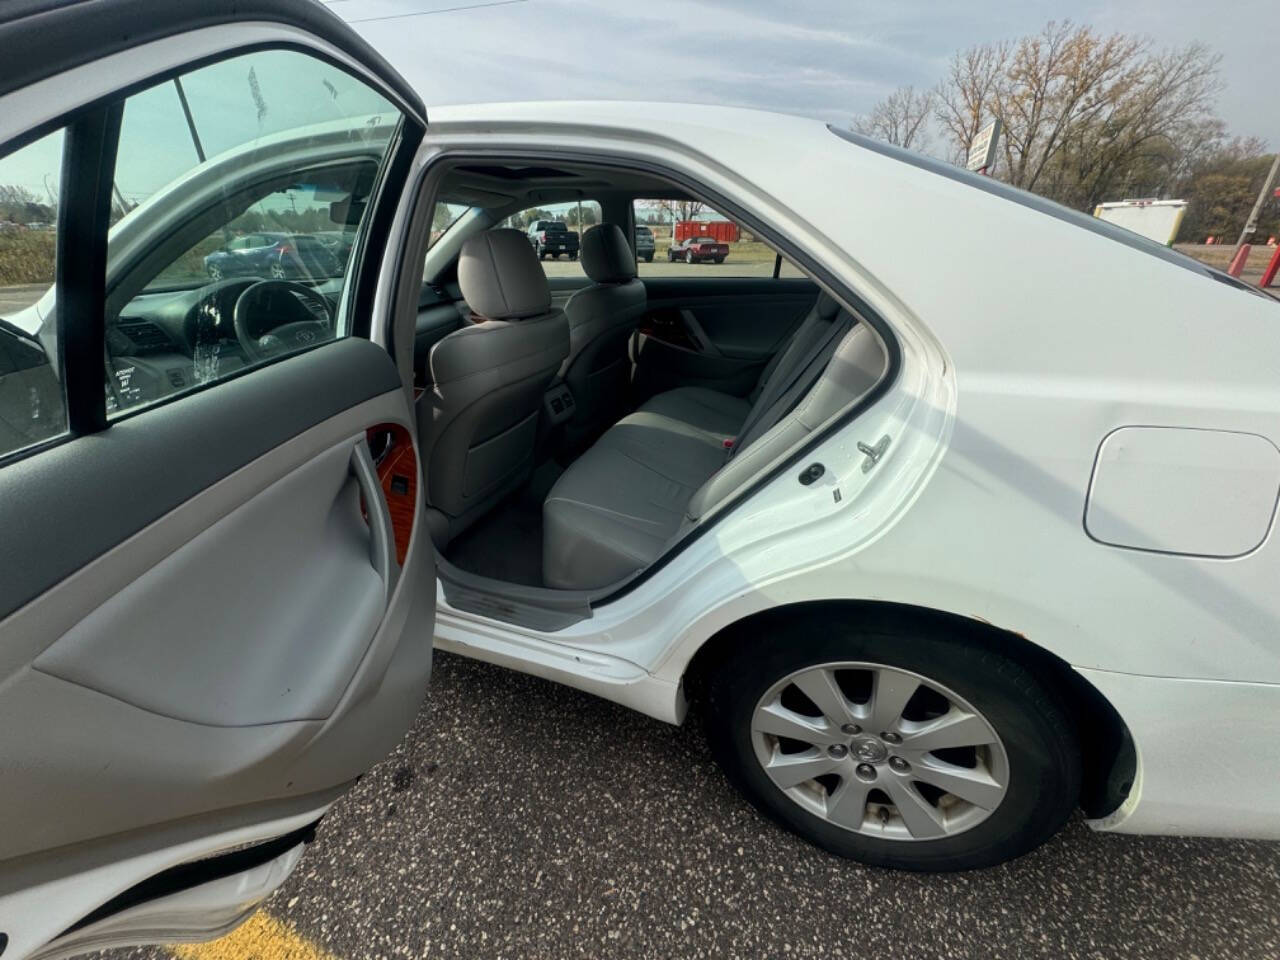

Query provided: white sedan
[1,1,1278,956]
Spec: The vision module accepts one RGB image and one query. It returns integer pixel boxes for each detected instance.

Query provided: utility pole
[1235,152,1280,252]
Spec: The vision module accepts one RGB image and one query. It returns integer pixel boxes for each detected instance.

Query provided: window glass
[104,49,402,416]
[429,202,470,249]
[0,129,67,458]
[632,200,805,278]
[497,201,602,277]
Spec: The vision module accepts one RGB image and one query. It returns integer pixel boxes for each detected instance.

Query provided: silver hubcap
[750,661,1009,841]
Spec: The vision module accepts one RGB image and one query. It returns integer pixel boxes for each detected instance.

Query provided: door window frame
[0,41,425,469]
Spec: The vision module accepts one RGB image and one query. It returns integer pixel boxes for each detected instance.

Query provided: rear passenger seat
[542,293,887,590]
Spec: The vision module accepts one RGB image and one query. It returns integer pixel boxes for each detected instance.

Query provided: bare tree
[853,85,935,150]
[659,199,705,222]
[935,21,1223,211]
[935,42,1009,164]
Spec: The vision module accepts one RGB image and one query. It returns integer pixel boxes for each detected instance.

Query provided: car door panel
[633,277,817,400]
[0,4,438,953]
[0,340,434,865]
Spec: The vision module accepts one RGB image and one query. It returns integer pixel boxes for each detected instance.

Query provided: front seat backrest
[418,228,569,545]
[561,223,646,448]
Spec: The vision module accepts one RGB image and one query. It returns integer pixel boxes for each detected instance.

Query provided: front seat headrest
[580,223,637,284]
[458,228,552,320]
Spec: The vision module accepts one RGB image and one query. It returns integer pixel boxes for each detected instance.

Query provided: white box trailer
[1093,199,1188,246]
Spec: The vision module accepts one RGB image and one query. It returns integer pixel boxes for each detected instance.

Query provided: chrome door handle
[350,436,397,603]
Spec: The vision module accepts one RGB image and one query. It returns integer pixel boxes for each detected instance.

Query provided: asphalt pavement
[103,651,1280,960]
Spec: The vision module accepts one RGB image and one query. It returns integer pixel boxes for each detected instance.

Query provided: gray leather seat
[418,228,569,546]
[543,293,886,589]
[560,224,646,448]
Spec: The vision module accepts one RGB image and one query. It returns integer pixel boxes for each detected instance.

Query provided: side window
[104,49,403,416]
[497,201,601,278]
[632,200,805,278]
[0,129,68,459]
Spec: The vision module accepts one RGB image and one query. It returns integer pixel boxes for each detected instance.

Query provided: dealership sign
[967,118,1002,173]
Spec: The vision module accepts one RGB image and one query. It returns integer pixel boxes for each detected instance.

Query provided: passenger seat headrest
[580,224,637,284]
[458,228,552,320]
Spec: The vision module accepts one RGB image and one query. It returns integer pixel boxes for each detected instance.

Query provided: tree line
[853,21,1278,243]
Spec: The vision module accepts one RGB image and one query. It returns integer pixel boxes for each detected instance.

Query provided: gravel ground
[105,652,1280,960]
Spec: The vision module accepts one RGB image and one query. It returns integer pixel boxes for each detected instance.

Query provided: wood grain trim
[366,423,417,566]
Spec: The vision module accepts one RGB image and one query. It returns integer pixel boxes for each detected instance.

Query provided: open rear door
[0,3,435,955]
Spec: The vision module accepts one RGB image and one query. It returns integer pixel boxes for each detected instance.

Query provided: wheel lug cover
[889,756,910,773]
[855,763,877,782]
[882,731,902,744]
[840,723,861,735]
[828,744,848,758]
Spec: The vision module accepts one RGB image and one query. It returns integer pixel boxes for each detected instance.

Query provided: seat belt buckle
[722,437,736,451]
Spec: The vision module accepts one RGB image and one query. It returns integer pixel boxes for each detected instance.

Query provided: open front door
[0,4,435,956]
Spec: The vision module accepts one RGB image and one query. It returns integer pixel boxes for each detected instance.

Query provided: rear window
[541,222,566,232]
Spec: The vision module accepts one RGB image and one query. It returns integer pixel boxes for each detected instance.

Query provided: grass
[0,230,55,286]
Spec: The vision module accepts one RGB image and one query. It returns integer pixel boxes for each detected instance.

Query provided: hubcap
[749,661,1009,841]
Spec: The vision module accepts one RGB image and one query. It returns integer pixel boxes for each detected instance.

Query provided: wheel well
[682,600,1136,819]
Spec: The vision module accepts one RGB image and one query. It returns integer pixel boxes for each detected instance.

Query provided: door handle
[350,436,397,603]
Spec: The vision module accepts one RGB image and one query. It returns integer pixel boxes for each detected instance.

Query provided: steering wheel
[232,279,333,361]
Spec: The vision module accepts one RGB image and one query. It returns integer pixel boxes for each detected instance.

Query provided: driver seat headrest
[458,228,552,320]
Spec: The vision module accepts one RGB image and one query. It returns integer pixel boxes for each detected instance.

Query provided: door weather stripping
[857,435,891,473]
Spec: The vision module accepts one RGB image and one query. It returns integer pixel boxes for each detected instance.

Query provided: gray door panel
[0,342,435,864]
[632,278,817,401]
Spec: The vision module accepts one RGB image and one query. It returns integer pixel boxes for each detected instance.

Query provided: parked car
[203,232,343,280]
[669,234,729,263]
[313,229,356,263]
[4,2,1280,956]
[526,219,579,259]
[634,224,655,261]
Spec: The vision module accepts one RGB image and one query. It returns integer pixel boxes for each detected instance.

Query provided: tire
[570,252,578,261]
[645,254,653,262]
[538,248,546,260]
[715,256,726,264]
[685,250,694,264]
[704,613,1080,872]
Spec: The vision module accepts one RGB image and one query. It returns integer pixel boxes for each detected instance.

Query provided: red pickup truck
[668,235,729,264]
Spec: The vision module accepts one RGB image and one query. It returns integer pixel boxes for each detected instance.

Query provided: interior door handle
[350,437,397,603]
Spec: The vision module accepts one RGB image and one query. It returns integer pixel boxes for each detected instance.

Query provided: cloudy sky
[330,0,1278,148]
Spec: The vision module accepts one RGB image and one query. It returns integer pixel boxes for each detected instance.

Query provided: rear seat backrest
[683,319,887,524]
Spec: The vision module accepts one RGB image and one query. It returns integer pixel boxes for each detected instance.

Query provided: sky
[329,0,1279,149]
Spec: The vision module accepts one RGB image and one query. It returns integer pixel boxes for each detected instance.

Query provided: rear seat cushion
[542,411,725,590]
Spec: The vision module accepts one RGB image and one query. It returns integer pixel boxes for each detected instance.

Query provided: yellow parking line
[171,911,331,960]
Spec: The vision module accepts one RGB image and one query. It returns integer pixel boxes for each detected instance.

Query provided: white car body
[421,101,1280,842]
[2,6,1279,956]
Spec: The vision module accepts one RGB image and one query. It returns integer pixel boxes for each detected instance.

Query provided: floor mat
[445,461,563,587]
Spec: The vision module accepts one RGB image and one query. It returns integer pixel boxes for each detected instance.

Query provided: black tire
[644,254,654,262]
[704,614,1080,871]
[714,256,726,264]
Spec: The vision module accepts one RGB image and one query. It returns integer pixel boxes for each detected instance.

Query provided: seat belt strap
[729,316,851,459]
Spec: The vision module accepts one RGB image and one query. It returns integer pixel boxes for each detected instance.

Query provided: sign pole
[1234,153,1280,254]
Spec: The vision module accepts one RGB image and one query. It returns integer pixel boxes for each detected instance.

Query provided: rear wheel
[644,254,653,262]
[714,256,726,264]
[685,250,694,264]
[704,616,1080,871]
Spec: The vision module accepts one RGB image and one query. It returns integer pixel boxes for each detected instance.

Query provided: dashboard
[105,278,341,411]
